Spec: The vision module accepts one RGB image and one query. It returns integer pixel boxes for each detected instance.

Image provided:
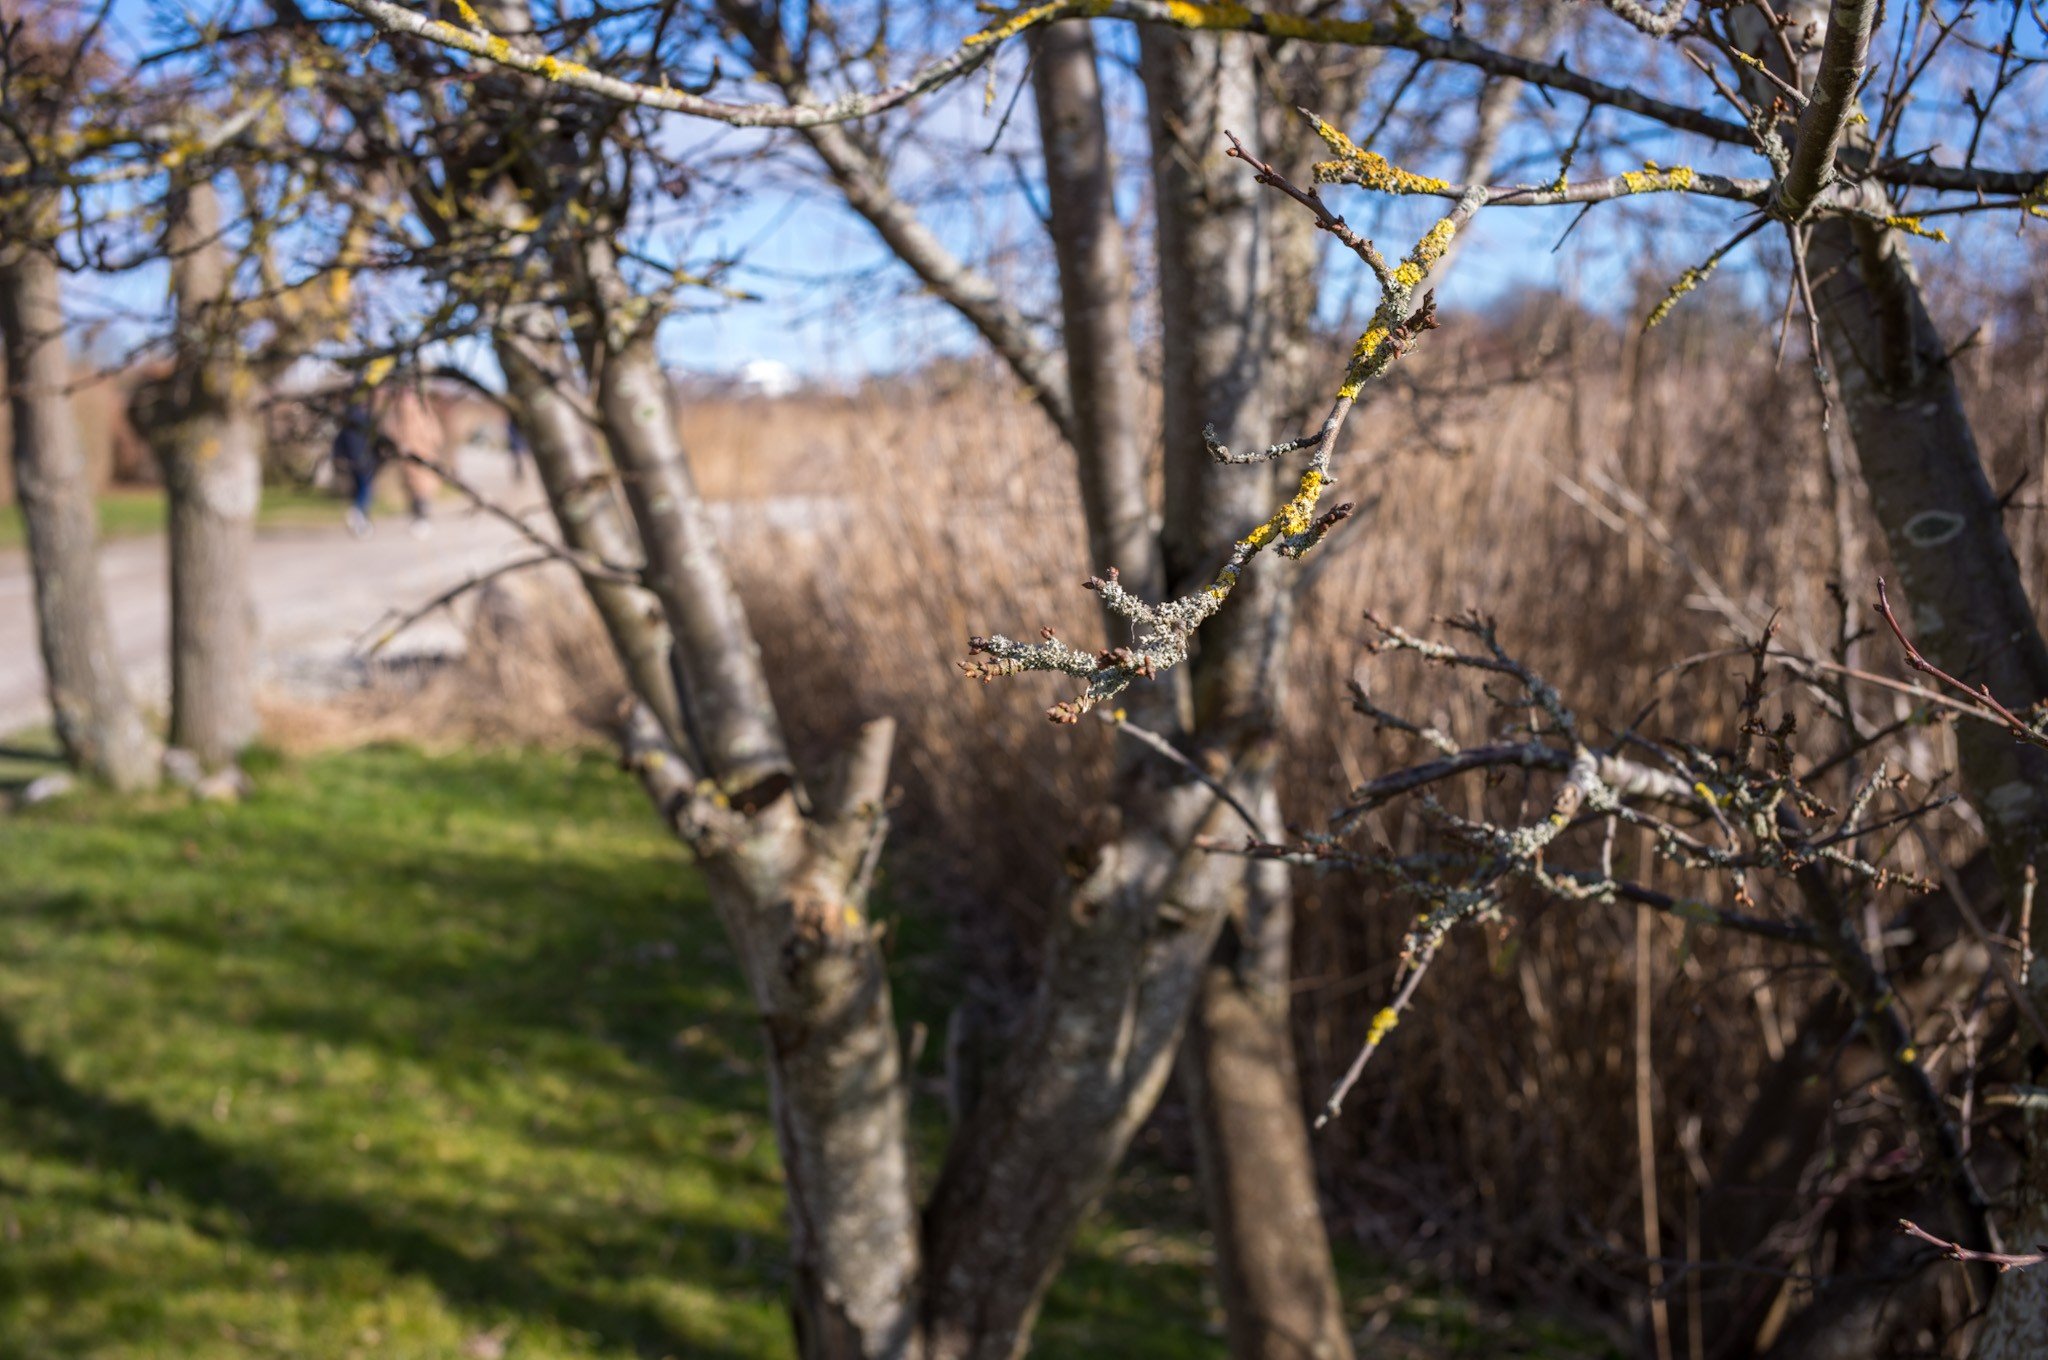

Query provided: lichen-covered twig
[1203,611,1953,1128]
[961,122,1477,722]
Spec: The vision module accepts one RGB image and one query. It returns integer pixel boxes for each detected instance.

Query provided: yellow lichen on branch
[2023,177,2047,220]
[1392,216,1457,290]
[1207,466,1328,599]
[1618,161,1697,194]
[967,0,1106,45]
[1644,262,1714,329]
[1882,214,1949,242]
[1336,326,1389,398]
[1155,0,1387,42]
[1306,113,1448,195]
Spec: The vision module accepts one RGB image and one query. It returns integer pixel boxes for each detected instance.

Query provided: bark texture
[401,6,930,1349]
[1,231,160,790]
[580,241,791,789]
[1721,8,2048,1348]
[1141,30,1354,1360]
[1178,791,1353,1360]
[139,177,262,770]
[577,236,923,1359]
[1802,115,2048,1360]
[489,305,684,744]
[1029,21,1159,604]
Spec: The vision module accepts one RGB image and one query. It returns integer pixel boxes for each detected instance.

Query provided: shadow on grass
[0,744,1376,1359]
[0,1013,743,1360]
[0,747,795,1358]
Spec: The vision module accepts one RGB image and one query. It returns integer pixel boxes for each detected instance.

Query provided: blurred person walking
[328,401,383,538]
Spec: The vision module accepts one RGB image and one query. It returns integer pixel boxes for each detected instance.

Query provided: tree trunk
[1720,10,2048,1347]
[145,177,261,771]
[579,244,790,791]
[1141,27,1355,1360]
[1179,787,1353,1360]
[0,230,160,790]
[578,246,924,1357]
[1797,199,2048,1360]
[1029,20,1159,604]
[919,781,1240,1360]
[489,305,685,744]
[402,7,927,1342]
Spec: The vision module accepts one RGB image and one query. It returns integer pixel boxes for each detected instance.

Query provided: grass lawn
[0,745,1607,1358]
[0,485,345,552]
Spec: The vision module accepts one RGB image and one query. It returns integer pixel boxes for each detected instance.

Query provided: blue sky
[62,2,2046,386]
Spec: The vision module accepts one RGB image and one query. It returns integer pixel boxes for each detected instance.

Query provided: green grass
[0,485,344,551]
[0,745,1608,1358]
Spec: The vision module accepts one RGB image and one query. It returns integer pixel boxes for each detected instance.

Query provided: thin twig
[1876,577,2048,750]
[1899,1219,2048,1274]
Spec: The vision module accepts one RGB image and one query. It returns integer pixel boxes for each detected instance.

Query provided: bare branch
[1900,1220,2048,1275]
[1876,577,2048,751]
[1775,0,1878,222]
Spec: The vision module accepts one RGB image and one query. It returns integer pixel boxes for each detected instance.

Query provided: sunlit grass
[0,745,1609,1358]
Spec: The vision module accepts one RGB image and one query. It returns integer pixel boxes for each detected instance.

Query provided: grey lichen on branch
[1209,611,1954,1128]
[961,120,1476,723]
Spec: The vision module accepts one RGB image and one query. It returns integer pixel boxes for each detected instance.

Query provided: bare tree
[0,10,161,790]
[0,224,162,791]
[130,175,264,775]
[291,0,2048,1352]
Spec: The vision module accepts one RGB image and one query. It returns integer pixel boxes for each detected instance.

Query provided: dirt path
[0,457,541,737]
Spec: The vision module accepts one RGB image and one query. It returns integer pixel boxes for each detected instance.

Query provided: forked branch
[961,123,1478,722]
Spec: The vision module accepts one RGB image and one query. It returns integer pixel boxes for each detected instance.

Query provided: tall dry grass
[357,280,2048,1330]
[690,283,2048,1321]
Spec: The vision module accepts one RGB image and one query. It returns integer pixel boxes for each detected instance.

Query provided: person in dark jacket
[329,402,384,538]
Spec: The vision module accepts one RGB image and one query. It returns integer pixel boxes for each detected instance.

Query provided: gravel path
[0,458,539,737]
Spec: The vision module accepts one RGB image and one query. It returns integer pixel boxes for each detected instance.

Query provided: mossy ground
[0,744,1608,1357]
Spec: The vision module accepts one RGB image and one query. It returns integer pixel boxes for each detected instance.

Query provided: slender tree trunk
[579,246,790,791]
[489,305,684,743]
[143,177,261,771]
[1819,202,2048,1353]
[0,231,160,790]
[578,241,924,1358]
[1179,787,1353,1360]
[1029,20,1158,605]
[919,782,1239,1360]
[1142,28,1355,1360]
[1719,10,2048,1347]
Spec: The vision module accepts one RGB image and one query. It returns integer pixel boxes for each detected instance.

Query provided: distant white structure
[737,358,801,399]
